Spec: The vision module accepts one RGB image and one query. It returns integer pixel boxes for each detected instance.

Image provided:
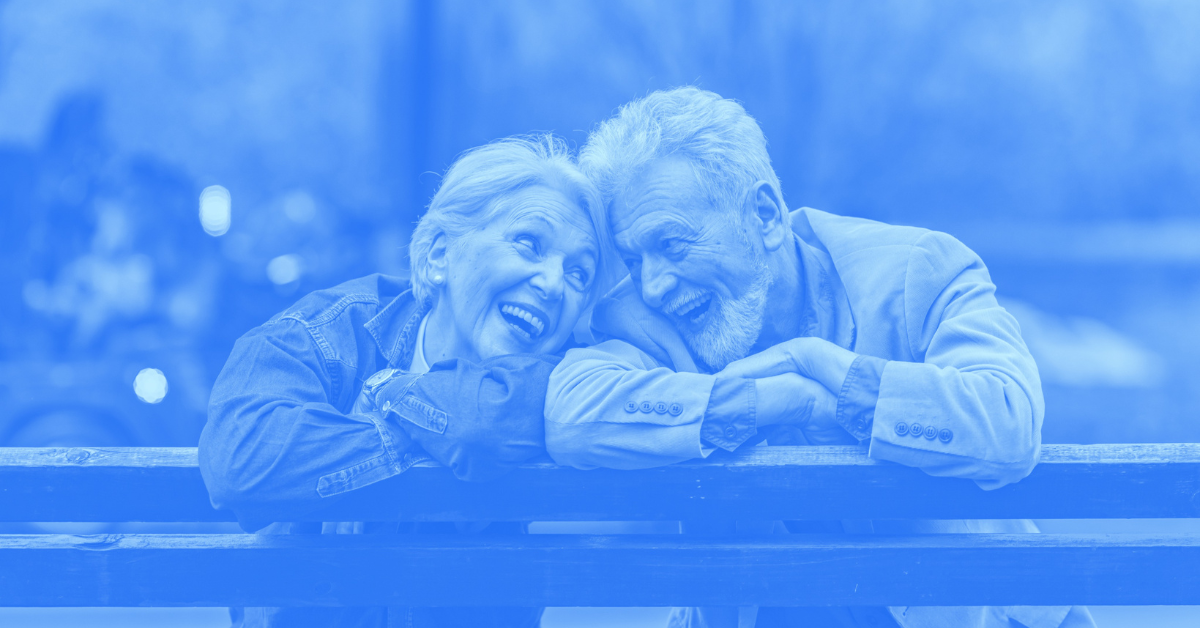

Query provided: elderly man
[545,88,1095,628]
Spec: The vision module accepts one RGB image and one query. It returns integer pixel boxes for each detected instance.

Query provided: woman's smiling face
[428,185,599,362]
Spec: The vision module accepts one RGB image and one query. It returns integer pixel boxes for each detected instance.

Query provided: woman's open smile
[499,301,549,341]
[423,185,599,363]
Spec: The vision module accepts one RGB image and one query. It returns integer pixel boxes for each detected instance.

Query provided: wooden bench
[1,444,1198,608]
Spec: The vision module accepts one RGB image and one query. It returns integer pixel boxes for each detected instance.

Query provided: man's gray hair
[580,86,783,220]
[409,134,611,306]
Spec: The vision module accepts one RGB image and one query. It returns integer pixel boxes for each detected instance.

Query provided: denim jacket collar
[363,288,430,371]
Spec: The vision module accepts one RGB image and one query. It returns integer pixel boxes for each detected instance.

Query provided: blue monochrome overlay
[2,4,1197,628]
[201,89,1095,628]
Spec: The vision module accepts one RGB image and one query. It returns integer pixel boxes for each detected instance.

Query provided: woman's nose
[529,258,565,301]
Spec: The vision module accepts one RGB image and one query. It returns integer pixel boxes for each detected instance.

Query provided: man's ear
[745,181,788,252]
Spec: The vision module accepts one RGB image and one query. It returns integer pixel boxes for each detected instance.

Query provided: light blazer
[545,207,1081,628]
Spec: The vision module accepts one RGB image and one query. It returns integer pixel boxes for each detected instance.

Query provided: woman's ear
[426,232,449,287]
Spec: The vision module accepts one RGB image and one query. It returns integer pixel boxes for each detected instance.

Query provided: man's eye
[660,238,686,255]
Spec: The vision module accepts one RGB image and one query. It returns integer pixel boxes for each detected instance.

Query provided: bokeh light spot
[267,254,303,285]
[133,368,168,404]
[282,190,317,223]
[199,185,232,236]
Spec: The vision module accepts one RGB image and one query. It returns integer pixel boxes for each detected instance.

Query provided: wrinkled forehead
[499,185,599,252]
[610,156,713,238]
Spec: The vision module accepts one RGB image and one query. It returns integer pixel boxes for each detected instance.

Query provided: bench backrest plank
[3,532,1199,607]
[2,444,1199,522]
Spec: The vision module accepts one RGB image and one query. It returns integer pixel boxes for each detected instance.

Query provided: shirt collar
[794,233,857,351]
[408,314,431,373]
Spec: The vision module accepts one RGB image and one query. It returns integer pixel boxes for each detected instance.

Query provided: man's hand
[721,337,858,393]
[753,372,849,445]
[719,338,864,445]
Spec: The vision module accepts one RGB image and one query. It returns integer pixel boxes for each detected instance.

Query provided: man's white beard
[683,260,772,372]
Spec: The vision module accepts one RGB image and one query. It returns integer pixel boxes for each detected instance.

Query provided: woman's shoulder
[268,273,411,328]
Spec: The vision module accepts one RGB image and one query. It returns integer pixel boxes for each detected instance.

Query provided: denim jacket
[200,274,550,628]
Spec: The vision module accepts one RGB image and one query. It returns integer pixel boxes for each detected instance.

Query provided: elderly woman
[199,135,614,628]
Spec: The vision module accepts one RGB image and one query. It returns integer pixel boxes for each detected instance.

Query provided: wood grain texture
[1,444,1199,522]
[1,532,1198,607]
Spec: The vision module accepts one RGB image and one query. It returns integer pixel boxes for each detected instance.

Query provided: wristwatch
[357,368,407,414]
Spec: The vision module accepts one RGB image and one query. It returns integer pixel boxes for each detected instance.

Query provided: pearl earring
[432,274,444,285]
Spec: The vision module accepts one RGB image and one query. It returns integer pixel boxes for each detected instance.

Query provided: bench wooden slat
[1,532,1198,607]
[2,444,1200,522]
[1,444,1198,522]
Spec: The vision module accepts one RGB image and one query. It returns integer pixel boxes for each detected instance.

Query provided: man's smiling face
[611,156,772,370]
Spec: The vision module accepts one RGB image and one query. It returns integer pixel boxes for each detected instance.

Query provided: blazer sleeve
[866,230,1044,489]
[545,339,718,470]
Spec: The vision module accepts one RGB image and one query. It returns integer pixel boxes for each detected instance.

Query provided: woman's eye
[568,268,591,290]
[515,235,540,254]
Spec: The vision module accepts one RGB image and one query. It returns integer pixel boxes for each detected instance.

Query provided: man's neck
[753,234,803,351]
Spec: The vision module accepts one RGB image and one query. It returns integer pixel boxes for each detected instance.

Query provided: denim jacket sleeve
[199,317,416,530]
[380,354,558,481]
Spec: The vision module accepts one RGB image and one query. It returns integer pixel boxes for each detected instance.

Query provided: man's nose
[639,258,677,309]
[529,257,566,302]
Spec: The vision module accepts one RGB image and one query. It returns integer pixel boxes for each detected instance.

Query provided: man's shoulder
[270,273,410,328]
[793,207,930,256]
[795,207,981,273]
[589,279,701,372]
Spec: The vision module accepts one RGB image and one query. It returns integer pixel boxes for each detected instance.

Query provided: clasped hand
[718,337,859,445]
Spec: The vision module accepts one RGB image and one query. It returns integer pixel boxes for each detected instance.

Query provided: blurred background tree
[1,0,1197,447]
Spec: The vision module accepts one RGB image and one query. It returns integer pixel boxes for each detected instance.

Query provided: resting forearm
[546,346,715,469]
[199,401,415,527]
[867,362,1041,489]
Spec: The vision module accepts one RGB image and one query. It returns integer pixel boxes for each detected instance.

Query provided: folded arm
[867,231,1043,488]
[387,355,556,481]
[199,318,417,530]
[201,319,557,530]
[545,340,716,469]
[545,338,838,469]
[724,232,1044,488]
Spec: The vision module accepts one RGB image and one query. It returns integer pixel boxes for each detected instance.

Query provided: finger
[782,337,859,391]
[719,347,791,379]
[801,391,839,433]
[754,372,831,428]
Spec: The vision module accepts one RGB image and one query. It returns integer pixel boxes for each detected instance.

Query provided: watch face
[364,368,398,388]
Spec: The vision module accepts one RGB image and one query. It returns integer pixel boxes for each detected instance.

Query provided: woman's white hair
[409,134,614,306]
[579,86,784,222]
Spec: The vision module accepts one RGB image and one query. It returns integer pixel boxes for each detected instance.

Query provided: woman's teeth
[500,304,545,339]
